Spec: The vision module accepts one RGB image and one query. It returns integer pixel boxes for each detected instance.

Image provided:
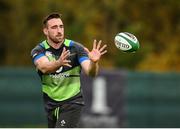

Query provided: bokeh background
[0,0,180,127]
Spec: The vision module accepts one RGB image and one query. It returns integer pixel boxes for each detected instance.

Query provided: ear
[43,28,48,35]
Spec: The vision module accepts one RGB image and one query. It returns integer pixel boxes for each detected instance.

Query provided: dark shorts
[47,102,84,128]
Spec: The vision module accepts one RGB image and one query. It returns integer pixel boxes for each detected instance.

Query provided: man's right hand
[34,47,71,74]
[57,47,72,67]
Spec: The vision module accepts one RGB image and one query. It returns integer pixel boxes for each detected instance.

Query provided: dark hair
[43,13,62,28]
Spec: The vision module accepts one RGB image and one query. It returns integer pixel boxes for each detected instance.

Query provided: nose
[57,27,63,33]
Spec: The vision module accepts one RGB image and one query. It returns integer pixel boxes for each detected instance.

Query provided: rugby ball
[114,32,140,52]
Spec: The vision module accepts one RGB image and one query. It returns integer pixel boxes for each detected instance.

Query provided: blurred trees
[0,0,179,72]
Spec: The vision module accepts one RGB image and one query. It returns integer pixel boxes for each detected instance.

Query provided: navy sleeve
[73,42,89,64]
[31,45,45,64]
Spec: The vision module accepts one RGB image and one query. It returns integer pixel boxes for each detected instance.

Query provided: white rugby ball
[114,32,140,52]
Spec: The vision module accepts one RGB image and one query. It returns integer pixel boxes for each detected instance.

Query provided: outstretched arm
[81,40,107,77]
[34,47,71,74]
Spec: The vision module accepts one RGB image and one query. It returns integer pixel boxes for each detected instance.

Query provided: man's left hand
[84,40,107,63]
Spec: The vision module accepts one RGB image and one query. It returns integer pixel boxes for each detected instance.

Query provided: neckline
[45,40,64,50]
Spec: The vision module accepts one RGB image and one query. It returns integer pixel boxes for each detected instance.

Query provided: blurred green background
[0,0,179,72]
[0,0,180,128]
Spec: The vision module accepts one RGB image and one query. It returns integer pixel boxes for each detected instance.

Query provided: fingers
[64,60,72,67]
[99,44,107,55]
[96,40,102,50]
[93,40,97,50]
[65,64,72,67]
[100,49,107,55]
[99,44,107,53]
[61,47,67,57]
[93,40,102,50]
[63,58,72,67]
[59,47,71,67]
[61,47,70,60]
[93,39,107,55]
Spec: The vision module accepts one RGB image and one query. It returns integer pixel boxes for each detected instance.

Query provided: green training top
[31,39,89,101]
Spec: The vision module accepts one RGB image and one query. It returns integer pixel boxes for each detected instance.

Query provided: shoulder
[73,41,85,48]
[31,41,45,57]
[67,39,85,50]
[64,39,83,47]
[31,44,43,53]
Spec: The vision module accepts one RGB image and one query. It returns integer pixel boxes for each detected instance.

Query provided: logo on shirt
[45,51,52,57]
[49,67,70,78]
[45,51,56,61]
[49,73,70,78]
[60,120,66,127]
[56,66,63,73]
[32,53,38,58]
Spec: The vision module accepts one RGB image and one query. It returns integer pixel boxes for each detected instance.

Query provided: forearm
[34,47,71,74]
[36,60,61,74]
[88,61,99,77]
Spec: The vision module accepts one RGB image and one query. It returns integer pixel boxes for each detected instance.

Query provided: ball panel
[119,34,139,52]
[115,35,132,51]
[118,32,138,44]
[114,32,140,53]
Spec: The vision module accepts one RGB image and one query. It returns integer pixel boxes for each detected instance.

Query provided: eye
[51,26,57,29]
[60,25,64,28]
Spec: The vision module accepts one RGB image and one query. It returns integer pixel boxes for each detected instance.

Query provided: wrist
[90,60,98,64]
[89,58,98,63]
[55,60,62,67]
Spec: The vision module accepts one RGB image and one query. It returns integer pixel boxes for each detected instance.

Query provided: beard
[49,34,64,44]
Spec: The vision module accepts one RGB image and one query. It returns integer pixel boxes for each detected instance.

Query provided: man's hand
[35,47,71,74]
[84,40,107,63]
[57,47,72,67]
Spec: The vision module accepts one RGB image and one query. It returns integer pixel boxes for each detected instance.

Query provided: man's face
[44,18,64,43]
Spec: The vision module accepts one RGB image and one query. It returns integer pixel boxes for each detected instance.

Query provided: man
[31,13,107,128]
